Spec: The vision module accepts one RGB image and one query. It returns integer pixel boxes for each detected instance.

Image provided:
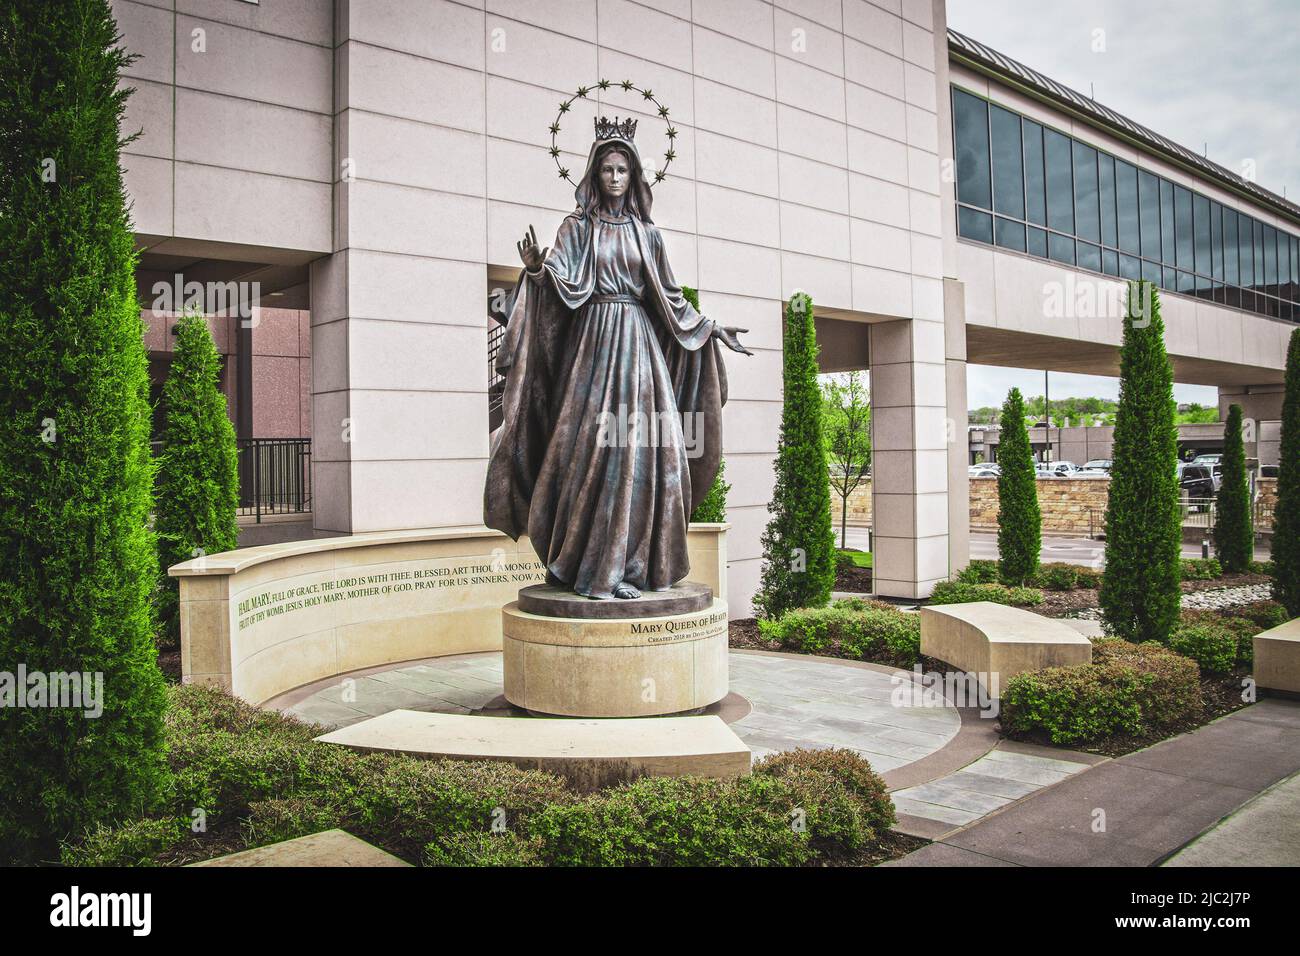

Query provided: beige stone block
[189,829,411,867]
[1254,619,1300,694]
[315,711,751,786]
[920,602,1093,698]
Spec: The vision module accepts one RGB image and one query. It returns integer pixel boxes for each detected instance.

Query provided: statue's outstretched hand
[517,224,548,272]
[711,324,753,356]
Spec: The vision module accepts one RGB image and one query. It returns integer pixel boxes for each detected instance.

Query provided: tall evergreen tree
[155,309,240,646]
[0,0,168,861]
[1213,404,1253,573]
[755,293,835,618]
[996,387,1041,584]
[1272,328,1300,615]
[1100,282,1182,643]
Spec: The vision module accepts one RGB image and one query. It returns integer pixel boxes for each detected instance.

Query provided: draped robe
[483,211,727,598]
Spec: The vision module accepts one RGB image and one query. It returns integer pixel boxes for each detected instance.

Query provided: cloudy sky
[947,0,1300,408]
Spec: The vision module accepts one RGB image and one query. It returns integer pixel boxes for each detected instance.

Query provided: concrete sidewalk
[887,698,1300,867]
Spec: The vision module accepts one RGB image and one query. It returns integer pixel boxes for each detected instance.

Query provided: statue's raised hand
[517,224,548,272]
[711,324,752,356]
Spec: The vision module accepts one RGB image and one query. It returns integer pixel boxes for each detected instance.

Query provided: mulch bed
[1031,588,1101,618]
[157,648,181,682]
[821,829,929,866]
[1001,670,1252,758]
[1179,571,1270,592]
[834,564,873,593]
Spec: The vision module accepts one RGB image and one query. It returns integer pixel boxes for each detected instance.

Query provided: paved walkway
[888,698,1300,866]
[1163,770,1300,867]
[272,649,963,777]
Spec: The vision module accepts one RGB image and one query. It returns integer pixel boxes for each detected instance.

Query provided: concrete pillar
[310,4,490,535]
[944,279,970,578]
[870,317,951,599]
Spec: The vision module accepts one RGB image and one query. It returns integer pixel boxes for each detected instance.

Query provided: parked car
[1075,467,1109,478]
[1038,461,1080,477]
[1082,459,1112,473]
[1191,454,1222,466]
[969,466,999,478]
[1179,463,1216,499]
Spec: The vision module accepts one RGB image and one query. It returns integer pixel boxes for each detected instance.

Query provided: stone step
[315,710,752,788]
[188,829,410,867]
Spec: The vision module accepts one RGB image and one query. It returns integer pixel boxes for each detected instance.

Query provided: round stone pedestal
[502,596,730,717]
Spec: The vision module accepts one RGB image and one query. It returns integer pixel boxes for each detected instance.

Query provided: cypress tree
[0,0,168,861]
[755,293,835,618]
[155,309,240,646]
[683,286,729,523]
[996,387,1041,584]
[1272,328,1300,615]
[1100,282,1182,643]
[1213,404,1252,573]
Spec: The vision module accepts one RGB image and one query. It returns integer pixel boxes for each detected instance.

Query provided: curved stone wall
[170,523,729,706]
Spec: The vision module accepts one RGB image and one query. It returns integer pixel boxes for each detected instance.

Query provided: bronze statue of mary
[485,116,750,600]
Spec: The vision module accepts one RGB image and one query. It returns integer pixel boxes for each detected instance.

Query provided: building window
[950,85,1300,324]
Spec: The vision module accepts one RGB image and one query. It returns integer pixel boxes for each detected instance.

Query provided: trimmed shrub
[1213,404,1254,573]
[1252,560,1274,576]
[755,748,895,835]
[1074,566,1103,589]
[1273,327,1300,615]
[927,580,1042,607]
[155,309,240,647]
[1180,558,1223,581]
[0,0,170,863]
[956,559,1000,584]
[1101,282,1183,645]
[1169,624,1237,675]
[758,603,920,667]
[1036,562,1080,591]
[996,388,1041,585]
[1001,638,1202,745]
[60,818,186,868]
[755,292,836,618]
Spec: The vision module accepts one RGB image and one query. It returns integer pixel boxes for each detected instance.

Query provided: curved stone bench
[314,710,751,789]
[1254,618,1300,695]
[169,523,728,707]
[920,602,1093,698]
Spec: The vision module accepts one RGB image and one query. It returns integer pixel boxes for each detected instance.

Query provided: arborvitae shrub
[996,387,1041,584]
[1213,404,1253,572]
[755,293,835,618]
[0,0,168,862]
[1272,328,1300,615]
[1100,282,1182,644]
[155,309,240,647]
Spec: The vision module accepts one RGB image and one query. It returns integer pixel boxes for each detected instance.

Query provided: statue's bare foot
[614,581,641,599]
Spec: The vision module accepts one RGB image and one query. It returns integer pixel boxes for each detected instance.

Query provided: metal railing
[237,438,311,522]
[1088,497,1274,538]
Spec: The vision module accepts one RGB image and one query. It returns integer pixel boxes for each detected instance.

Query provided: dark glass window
[1022,121,1046,226]
[1193,194,1210,277]
[1103,248,1119,276]
[1072,142,1099,242]
[995,216,1026,252]
[1027,226,1047,257]
[1174,186,1193,270]
[1098,154,1117,248]
[957,206,993,243]
[1223,211,1239,285]
[1143,259,1162,286]
[1238,212,1253,290]
[989,105,1024,219]
[1120,253,1141,279]
[1159,179,1175,265]
[1163,266,1177,292]
[1264,224,1278,295]
[1138,169,1160,260]
[1210,202,1222,280]
[1292,237,1299,300]
[953,90,991,209]
[1254,220,1265,293]
[1077,241,1101,272]
[1044,129,1074,234]
[1048,232,1074,265]
[1116,160,1140,254]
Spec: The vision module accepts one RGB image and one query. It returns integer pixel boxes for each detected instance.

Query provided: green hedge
[927,580,1043,607]
[1168,624,1237,675]
[996,387,1041,585]
[61,686,899,867]
[1180,557,1223,581]
[758,600,920,667]
[1001,639,1202,745]
[955,559,1000,584]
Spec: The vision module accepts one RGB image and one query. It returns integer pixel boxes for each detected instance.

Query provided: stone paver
[892,699,1300,867]
[1163,770,1300,867]
[282,650,964,776]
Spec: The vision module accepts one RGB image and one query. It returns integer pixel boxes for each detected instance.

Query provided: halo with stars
[549,78,677,187]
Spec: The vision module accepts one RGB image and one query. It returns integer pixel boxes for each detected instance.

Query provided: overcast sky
[947,0,1300,408]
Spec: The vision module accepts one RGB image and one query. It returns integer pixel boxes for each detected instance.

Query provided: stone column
[311,3,490,535]
[870,317,951,599]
